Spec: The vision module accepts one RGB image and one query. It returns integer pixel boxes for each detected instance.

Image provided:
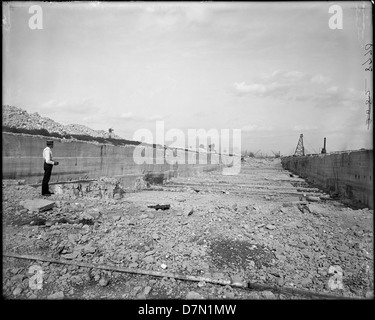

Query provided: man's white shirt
[43,147,54,164]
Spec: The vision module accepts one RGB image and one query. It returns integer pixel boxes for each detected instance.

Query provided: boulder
[186,291,204,299]
[306,196,320,202]
[99,277,110,287]
[20,199,55,212]
[47,291,64,299]
[144,286,152,295]
[86,208,101,219]
[261,290,276,299]
[13,287,22,296]
[83,245,96,254]
[328,265,343,275]
[144,256,154,264]
[231,274,244,286]
[327,274,344,290]
[307,204,325,215]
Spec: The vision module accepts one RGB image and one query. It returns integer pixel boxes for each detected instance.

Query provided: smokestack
[321,137,327,154]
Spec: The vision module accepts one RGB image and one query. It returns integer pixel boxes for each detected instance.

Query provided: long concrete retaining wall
[281,150,373,209]
[2,132,237,188]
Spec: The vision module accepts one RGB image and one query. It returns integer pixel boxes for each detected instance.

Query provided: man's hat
[46,140,54,146]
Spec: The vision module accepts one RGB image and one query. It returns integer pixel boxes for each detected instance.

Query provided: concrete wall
[2,132,235,187]
[281,150,373,209]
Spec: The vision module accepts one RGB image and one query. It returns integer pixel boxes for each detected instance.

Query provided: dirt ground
[2,157,374,300]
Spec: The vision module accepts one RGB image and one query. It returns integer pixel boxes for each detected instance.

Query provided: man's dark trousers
[42,162,53,194]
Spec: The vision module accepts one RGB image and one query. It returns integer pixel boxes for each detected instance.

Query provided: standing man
[42,140,59,196]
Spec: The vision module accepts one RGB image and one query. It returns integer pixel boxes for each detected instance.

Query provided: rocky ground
[2,158,374,300]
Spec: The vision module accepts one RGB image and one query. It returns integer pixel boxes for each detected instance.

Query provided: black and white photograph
[2,0,373,307]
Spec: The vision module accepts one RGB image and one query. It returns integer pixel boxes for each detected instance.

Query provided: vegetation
[2,125,141,147]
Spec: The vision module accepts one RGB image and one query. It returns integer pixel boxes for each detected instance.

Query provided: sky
[3,1,373,155]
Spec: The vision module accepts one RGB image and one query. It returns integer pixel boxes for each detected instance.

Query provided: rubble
[2,157,373,300]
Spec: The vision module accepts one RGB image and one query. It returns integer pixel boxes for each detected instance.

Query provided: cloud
[311,74,331,84]
[268,70,308,83]
[184,5,210,24]
[36,97,110,129]
[89,2,101,8]
[326,86,338,93]
[40,97,101,114]
[311,86,363,105]
[41,100,56,108]
[120,112,135,119]
[233,70,312,99]
[57,101,68,108]
[118,112,165,122]
[147,114,164,121]
[138,4,211,31]
[82,115,98,122]
[232,70,362,108]
[292,125,318,132]
[241,124,274,132]
[233,82,266,96]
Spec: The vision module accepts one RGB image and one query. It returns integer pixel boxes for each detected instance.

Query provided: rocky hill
[2,105,122,140]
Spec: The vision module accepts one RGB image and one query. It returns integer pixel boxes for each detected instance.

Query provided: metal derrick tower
[294,134,305,156]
